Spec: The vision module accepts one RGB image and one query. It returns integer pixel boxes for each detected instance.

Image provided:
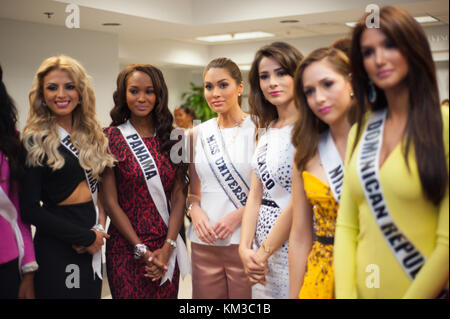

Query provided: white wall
[0,18,119,129]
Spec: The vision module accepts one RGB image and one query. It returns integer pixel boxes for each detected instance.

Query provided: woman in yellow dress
[248,46,355,298]
[334,6,448,299]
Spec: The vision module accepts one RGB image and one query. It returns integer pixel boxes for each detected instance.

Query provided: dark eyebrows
[128,85,154,89]
[45,81,75,86]
[259,67,284,75]
[204,79,228,85]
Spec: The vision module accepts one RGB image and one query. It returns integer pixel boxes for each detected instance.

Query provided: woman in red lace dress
[102,64,189,299]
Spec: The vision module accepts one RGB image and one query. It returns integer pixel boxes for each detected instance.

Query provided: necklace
[217,115,247,143]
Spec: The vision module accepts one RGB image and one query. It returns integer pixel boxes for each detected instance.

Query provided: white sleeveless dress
[251,124,294,299]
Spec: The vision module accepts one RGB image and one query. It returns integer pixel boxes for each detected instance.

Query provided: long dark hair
[110,64,188,190]
[293,47,355,171]
[0,65,25,192]
[248,42,303,130]
[350,6,447,205]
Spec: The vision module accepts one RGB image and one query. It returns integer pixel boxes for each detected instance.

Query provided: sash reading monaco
[357,109,425,280]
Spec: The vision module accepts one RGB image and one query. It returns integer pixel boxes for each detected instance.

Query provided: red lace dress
[104,127,179,299]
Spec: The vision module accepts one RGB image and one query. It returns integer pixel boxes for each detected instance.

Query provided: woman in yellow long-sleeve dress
[334,6,448,299]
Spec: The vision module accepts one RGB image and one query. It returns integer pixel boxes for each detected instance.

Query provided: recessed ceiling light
[345,15,439,28]
[280,19,299,24]
[196,31,274,42]
[102,23,121,26]
[196,34,233,42]
[233,32,274,40]
[414,16,439,23]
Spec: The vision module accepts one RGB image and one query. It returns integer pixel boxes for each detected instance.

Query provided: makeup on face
[258,57,294,108]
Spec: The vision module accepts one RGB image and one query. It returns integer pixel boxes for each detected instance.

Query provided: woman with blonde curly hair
[20,55,115,298]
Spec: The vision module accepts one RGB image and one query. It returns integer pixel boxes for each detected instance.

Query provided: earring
[368,81,377,104]
[42,100,47,107]
[350,92,354,98]
[238,93,241,97]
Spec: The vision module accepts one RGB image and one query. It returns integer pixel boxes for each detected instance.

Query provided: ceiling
[0,0,448,67]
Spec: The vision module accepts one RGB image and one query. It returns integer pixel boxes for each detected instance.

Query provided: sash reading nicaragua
[356,109,425,280]
[58,126,103,280]
[0,185,25,276]
[318,130,344,203]
[200,119,250,209]
[255,129,291,210]
[118,121,191,284]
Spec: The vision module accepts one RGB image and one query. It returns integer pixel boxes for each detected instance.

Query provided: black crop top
[20,145,96,246]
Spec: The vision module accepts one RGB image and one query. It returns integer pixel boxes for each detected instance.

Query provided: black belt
[261,199,279,208]
[314,235,334,245]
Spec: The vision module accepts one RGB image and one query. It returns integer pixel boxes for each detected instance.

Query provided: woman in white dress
[187,57,255,299]
[239,42,303,298]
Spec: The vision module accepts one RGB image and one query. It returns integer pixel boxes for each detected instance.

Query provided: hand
[239,246,267,286]
[212,209,242,241]
[144,248,170,281]
[72,245,86,254]
[190,204,217,244]
[85,229,110,255]
[18,272,35,299]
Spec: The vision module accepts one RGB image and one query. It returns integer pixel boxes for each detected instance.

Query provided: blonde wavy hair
[23,55,115,179]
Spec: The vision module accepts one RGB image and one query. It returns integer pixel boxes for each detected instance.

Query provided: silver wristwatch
[133,244,147,259]
[165,238,177,249]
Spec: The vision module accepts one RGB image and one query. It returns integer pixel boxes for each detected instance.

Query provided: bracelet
[186,203,193,217]
[22,261,39,274]
[165,238,177,249]
[133,243,148,259]
[92,224,106,233]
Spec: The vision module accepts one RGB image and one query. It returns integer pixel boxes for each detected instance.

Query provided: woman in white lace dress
[239,42,303,298]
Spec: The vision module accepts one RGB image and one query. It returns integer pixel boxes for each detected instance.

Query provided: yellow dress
[298,171,339,299]
[334,107,449,298]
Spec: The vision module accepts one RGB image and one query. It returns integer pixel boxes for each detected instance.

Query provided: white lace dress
[251,124,294,299]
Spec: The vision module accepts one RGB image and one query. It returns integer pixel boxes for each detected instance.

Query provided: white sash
[357,109,425,280]
[255,130,291,210]
[318,130,344,203]
[118,121,191,285]
[200,119,250,209]
[58,126,103,280]
[0,185,25,276]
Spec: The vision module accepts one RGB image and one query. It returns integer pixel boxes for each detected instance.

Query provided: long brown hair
[350,6,447,205]
[248,42,303,129]
[110,64,188,189]
[293,47,355,171]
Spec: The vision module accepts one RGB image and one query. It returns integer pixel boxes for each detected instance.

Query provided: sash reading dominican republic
[0,185,25,276]
[118,121,191,285]
[58,126,103,280]
[200,119,250,209]
[356,109,425,280]
[255,129,291,210]
[318,129,344,203]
